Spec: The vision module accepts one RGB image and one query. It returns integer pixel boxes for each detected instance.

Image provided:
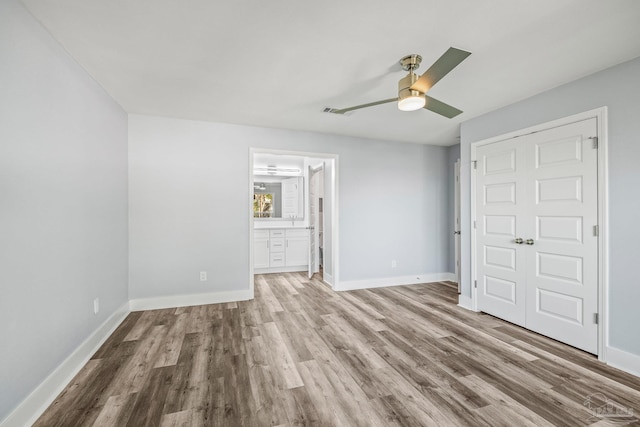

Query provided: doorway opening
[249,149,339,296]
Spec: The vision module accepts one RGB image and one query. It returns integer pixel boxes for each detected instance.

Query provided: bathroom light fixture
[253,166,301,176]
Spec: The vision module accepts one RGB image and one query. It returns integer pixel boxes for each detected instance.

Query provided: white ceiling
[21,0,640,146]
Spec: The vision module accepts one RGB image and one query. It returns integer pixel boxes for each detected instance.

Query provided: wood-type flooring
[35,273,640,426]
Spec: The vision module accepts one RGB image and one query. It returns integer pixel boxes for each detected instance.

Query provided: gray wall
[459,56,640,356]
[446,144,460,274]
[0,0,129,421]
[128,114,451,299]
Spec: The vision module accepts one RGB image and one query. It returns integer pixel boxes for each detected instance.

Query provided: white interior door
[523,118,599,353]
[475,118,599,353]
[308,166,321,279]
[476,139,528,327]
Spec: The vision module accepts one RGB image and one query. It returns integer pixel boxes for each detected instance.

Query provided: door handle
[525,239,534,245]
[514,238,524,244]
[453,231,461,235]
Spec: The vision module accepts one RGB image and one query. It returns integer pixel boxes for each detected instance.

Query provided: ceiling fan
[324,47,471,118]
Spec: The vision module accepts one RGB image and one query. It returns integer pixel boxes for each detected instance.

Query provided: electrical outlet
[200,271,207,281]
[93,298,99,315]
[391,260,397,268]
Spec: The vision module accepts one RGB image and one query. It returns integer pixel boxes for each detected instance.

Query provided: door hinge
[593,225,599,236]
[594,313,599,324]
[472,160,477,170]
[590,136,598,149]
[474,280,477,288]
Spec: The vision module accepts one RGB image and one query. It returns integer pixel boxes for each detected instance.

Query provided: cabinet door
[285,236,308,267]
[254,236,269,269]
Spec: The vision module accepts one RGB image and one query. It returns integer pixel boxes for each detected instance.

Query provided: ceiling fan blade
[424,95,463,119]
[324,98,397,115]
[410,47,471,94]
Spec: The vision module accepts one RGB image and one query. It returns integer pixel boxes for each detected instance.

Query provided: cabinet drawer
[270,252,285,267]
[270,238,285,252]
[270,229,285,238]
[286,228,308,237]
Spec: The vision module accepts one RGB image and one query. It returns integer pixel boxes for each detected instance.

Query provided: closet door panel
[476,141,528,327]
[524,118,599,354]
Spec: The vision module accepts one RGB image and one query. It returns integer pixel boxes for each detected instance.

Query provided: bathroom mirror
[253,176,304,219]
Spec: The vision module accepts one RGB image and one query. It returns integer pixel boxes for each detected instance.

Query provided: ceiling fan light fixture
[398,92,426,111]
[324,48,470,117]
[397,70,425,111]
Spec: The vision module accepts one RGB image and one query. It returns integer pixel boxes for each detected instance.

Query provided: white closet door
[476,139,528,327]
[524,118,598,353]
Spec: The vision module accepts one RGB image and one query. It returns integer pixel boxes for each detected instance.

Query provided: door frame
[470,107,608,360]
[308,163,323,278]
[454,159,461,292]
[249,148,340,295]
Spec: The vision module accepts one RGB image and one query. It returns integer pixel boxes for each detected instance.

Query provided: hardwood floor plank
[91,393,138,427]
[162,332,200,415]
[295,359,355,426]
[271,311,315,362]
[256,275,285,313]
[259,321,304,389]
[110,324,169,396]
[280,386,321,426]
[125,366,175,427]
[35,273,640,426]
[92,311,143,359]
[155,312,188,368]
[32,359,103,427]
[124,309,160,341]
[159,409,199,427]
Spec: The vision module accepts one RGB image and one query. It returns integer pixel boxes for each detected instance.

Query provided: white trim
[336,272,454,292]
[129,289,252,311]
[249,148,340,292]
[332,154,340,289]
[469,107,609,359]
[606,346,640,377]
[457,294,477,312]
[470,153,478,311]
[0,303,130,427]
[596,108,609,362]
[248,150,255,300]
[323,271,334,286]
[254,266,308,274]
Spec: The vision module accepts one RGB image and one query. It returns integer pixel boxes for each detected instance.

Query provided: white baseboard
[336,272,454,292]
[254,266,307,274]
[323,272,334,286]
[129,289,253,311]
[457,294,477,311]
[0,302,130,427]
[606,346,640,377]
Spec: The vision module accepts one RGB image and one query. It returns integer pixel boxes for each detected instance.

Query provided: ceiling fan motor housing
[398,54,425,104]
[398,71,422,100]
